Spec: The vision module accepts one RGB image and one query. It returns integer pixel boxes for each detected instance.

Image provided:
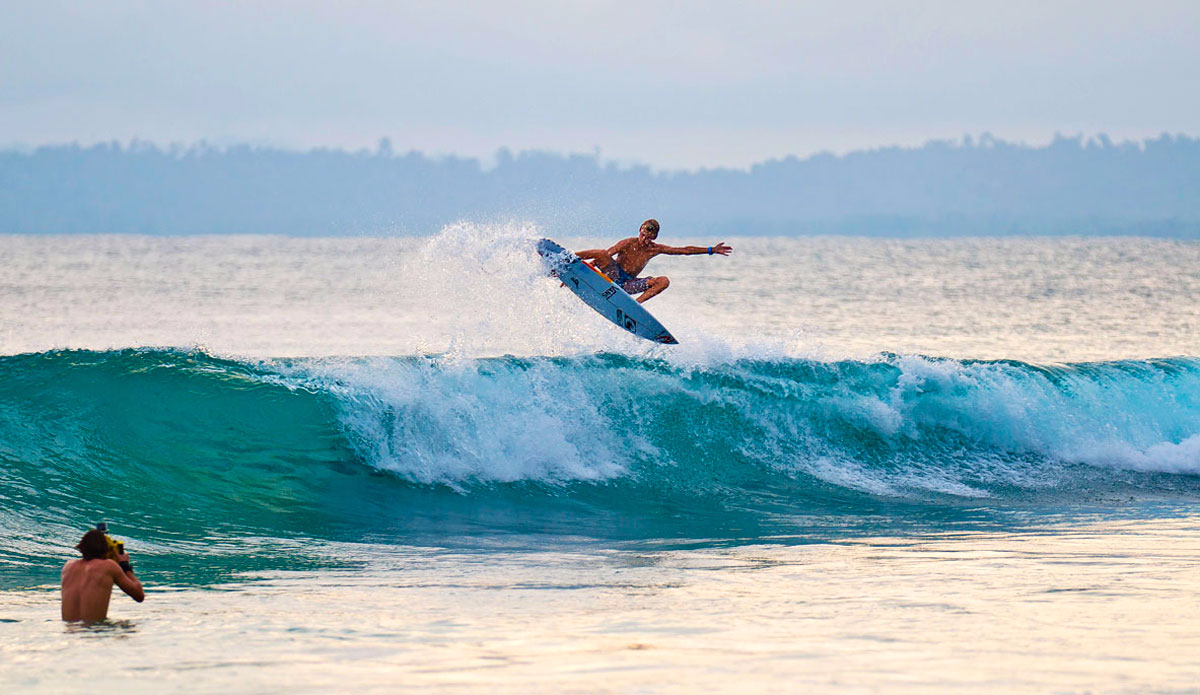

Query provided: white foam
[290,356,629,487]
[881,355,1200,476]
[1073,434,1200,475]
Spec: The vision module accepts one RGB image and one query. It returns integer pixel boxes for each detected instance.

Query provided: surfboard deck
[536,238,678,344]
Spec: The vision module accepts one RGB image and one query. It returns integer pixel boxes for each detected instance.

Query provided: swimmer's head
[639,219,660,241]
[75,529,109,560]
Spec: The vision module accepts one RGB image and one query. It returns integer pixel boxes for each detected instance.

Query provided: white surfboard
[536,238,678,344]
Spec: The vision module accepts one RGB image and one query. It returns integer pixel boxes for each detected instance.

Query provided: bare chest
[615,248,655,274]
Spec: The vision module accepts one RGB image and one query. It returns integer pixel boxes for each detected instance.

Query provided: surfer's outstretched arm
[655,242,732,256]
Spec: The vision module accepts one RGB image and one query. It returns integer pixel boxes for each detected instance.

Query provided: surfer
[576,219,732,303]
[61,528,144,622]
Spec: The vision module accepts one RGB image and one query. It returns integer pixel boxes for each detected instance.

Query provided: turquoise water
[1,232,1198,693]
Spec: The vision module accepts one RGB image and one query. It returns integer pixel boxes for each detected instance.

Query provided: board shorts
[603,263,650,295]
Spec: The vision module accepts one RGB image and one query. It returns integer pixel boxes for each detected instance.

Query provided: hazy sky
[3,0,1198,169]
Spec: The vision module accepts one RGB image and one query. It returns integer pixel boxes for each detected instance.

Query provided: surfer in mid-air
[576,219,732,303]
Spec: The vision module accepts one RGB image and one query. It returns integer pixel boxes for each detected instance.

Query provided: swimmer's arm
[110,557,145,603]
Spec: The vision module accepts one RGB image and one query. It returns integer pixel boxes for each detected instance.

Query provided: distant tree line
[1,133,1197,237]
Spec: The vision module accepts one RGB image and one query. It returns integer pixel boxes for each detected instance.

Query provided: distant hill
[2,134,1198,237]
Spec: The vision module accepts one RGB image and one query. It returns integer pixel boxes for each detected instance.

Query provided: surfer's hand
[712,242,732,256]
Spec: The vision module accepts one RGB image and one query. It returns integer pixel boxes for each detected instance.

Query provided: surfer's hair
[75,529,109,560]
[640,219,660,235]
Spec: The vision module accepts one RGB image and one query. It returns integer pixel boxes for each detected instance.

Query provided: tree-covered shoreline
[3,134,1197,237]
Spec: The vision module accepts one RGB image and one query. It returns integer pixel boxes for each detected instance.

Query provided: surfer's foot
[636,276,669,303]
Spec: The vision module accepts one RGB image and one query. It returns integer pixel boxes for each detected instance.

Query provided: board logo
[601,286,617,299]
[615,309,637,333]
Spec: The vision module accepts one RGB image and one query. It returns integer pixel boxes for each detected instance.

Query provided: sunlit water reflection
[3,517,1198,694]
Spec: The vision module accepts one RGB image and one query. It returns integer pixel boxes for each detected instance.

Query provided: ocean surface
[1,229,1198,694]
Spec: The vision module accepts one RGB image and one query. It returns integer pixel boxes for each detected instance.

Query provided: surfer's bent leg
[635,276,669,303]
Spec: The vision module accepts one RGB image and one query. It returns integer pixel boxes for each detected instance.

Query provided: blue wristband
[708,246,713,255]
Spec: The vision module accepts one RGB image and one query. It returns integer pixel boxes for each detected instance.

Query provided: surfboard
[536,238,678,344]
